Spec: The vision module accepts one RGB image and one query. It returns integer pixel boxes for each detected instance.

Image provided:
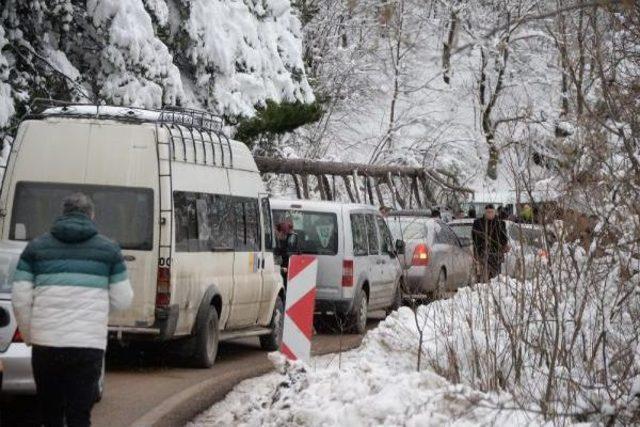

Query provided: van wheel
[192,306,220,368]
[350,291,368,335]
[260,296,285,351]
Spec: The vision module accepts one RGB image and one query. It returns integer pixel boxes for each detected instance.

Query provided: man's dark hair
[63,193,95,217]
[485,204,495,210]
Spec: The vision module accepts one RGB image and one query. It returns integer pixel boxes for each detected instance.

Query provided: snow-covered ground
[189,305,542,426]
[190,243,640,426]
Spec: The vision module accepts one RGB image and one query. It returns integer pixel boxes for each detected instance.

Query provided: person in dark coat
[472,204,510,282]
[274,219,296,287]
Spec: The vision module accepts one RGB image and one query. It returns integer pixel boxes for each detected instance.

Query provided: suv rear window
[508,223,544,248]
[10,181,153,250]
[273,209,338,255]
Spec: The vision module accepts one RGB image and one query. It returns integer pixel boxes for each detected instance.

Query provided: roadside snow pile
[410,245,640,425]
[189,309,544,426]
[191,242,640,426]
[190,332,540,427]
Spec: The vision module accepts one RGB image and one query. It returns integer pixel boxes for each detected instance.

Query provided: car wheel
[260,295,285,351]
[350,291,368,335]
[434,268,447,300]
[386,280,403,315]
[192,306,220,368]
[95,357,105,402]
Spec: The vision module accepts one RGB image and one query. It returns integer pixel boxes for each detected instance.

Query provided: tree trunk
[442,9,458,84]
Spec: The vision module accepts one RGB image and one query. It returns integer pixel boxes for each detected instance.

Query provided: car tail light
[412,244,431,266]
[342,260,354,287]
[156,266,171,307]
[13,329,23,343]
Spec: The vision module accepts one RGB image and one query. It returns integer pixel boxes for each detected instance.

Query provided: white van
[270,200,403,334]
[0,104,284,368]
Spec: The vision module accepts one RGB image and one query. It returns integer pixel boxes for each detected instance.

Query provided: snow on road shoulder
[189,306,542,427]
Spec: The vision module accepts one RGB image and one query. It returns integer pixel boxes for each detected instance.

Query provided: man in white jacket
[12,193,133,427]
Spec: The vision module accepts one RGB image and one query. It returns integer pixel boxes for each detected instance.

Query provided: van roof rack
[27,98,227,136]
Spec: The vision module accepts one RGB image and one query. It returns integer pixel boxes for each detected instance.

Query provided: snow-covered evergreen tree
[0,0,314,136]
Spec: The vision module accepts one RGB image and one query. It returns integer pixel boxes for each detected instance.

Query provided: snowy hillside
[0,0,313,129]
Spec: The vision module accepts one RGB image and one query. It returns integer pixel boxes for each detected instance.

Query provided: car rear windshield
[388,219,426,240]
[10,181,154,250]
[449,223,472,240]
[273,209,338,255]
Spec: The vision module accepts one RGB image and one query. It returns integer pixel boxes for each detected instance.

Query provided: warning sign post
[280,255,318,364]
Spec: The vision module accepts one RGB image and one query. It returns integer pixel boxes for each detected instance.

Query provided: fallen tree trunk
[254,156,473,195]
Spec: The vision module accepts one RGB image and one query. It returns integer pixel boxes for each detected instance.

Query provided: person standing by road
[472,204,510,282]
[11,193,133,427]
[274,218,296,287]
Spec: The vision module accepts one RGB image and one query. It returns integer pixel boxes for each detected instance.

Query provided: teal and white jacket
[11,213,133,350]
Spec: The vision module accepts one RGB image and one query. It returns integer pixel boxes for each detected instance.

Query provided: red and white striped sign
[280,255,318,364]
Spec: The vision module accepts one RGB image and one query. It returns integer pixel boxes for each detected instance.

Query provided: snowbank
[189,303,544,426]
[191,243,640,426]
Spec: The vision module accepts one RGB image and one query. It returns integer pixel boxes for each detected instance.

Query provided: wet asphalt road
[0,317,380,427]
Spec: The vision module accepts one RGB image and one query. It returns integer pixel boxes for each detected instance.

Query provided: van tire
[192,306,220,368]
[260,296,285,351]
[350,291,368,335]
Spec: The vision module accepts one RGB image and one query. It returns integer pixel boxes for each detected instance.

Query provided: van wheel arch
[192,285,223,336]
[361,281,370,301]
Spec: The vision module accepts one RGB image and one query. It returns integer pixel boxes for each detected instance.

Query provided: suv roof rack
[391,209,436,217]
[27,98,227,136]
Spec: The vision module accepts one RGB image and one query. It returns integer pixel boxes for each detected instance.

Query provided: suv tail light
[341,260,354,287]
[156,266,171,307]
[412,244,431,266]
[13,328,23,343]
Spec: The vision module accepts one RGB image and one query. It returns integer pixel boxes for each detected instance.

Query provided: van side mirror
[0,307,9,328]
[395,239,405,255]
[459,237,472,247]
[286,233,300,253]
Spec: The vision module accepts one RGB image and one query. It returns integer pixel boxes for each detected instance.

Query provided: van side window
[210,195,235,250]
[376,216,393,254]
[175,191,244,252]
[350,214,368,256]
[196,195,212,250]
[174,191,199,252]
[233,198,261,252]
[260,198,273,251]
[365,214,379,255]
[244,200,260,252]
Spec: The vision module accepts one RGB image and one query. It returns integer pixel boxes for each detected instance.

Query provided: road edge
[130,343,362,427]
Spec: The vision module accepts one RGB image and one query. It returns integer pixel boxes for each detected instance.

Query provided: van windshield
[273,209,338,255]
[10,182,154,250]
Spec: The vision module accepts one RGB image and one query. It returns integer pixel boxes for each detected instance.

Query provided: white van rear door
[84,124,158,327]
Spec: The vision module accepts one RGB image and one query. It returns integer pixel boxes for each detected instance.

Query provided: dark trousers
[31,346,104,427]
[477,253,502,282]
